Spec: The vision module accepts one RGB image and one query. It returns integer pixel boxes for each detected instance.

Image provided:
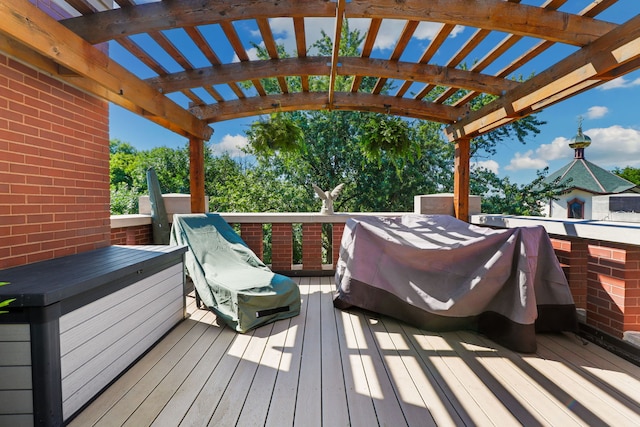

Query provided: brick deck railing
[110,212,401,275]
[111,212,640,346]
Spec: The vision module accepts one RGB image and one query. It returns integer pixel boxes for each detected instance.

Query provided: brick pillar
[551,236,588,309]
[302,223,322,271]
[271,223,292,271]
[586,242,640,338]
[240,223,264,260]
[332,223,346,268]
[624,247,640,333]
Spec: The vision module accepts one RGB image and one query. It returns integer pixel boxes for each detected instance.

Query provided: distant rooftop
[543,125,638,195]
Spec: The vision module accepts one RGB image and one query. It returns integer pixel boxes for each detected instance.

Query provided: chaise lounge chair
[170,213,301,333]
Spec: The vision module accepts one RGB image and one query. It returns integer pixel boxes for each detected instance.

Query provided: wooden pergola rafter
[0,0,638,218]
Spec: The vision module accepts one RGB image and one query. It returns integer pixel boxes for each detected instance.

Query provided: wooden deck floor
[69,276,640,427]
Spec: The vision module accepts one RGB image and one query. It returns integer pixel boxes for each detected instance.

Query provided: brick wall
[302,223,322,270]
[239,223,264,260]
[271,223,293,272]
[111,225,152,246]
[586,241,640,337]
[550,236,588,309]
[0,54,110,269]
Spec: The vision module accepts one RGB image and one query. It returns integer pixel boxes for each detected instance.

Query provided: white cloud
[505,151,549,171]
[535,136,572,161]
[505,126,640,172]
[246,47,260,61]
[581,126,640,168]
[373,19,405,50]
[472,159,499,174]
[600,76,640,90]
[414,23,465,40]
[211,134,249,157]
[585,106,608,119]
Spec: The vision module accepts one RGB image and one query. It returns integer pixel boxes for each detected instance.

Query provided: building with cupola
[542,124,640,220]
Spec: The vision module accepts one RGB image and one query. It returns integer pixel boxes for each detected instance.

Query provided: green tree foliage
[241,20,559,214]
[110,22,563,218]
[472,167,565,216]
[613,166,640,185]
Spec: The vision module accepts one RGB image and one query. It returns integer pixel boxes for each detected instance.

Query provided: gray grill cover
[171,213,300,332]
[334,215,577,352]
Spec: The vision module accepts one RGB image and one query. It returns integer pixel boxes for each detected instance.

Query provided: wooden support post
[189,137,206,213]
[453,137,470,222]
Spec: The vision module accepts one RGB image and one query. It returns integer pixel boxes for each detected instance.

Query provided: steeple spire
[569,116,591,159]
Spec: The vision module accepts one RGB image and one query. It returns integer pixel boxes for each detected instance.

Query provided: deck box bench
[0,245,187,427]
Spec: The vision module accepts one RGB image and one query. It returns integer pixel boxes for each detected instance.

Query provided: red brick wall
[239,223,264,260]
[271,223,292,271]
[0,54,110,269]
[332,223,346,268]
[302,223,322,270]
[586,242,640,337]
[111,225,152,246]
[550,236,588,309]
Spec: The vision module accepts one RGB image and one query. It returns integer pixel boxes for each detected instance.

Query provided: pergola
[2,0,639,219]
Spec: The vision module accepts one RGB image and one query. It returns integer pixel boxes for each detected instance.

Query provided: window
[567,198,584,219]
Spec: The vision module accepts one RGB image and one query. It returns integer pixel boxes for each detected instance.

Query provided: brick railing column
[302,223,322,270]
[586,242,640,338]
[551,236,588,309]
[624,246,640,333]
[272,223,292,271]
[110,225,152,246]
[240,223,263,260]
[332,223,346,268]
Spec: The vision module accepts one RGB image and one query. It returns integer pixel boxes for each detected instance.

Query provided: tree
[613,166,640,185]
[472,167,565,216]
[243,21,558,214]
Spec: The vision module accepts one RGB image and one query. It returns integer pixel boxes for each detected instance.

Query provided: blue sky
[109,2,640,185]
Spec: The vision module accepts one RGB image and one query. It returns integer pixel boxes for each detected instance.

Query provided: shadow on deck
[70,277,640,426]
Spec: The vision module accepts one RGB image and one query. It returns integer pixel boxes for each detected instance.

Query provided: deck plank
[149,322,237,426]
[73,280,640,427]
[336,309,379,427]
[93,310,217,427]
[532,336,640,425]
[539,333,640,401]
[293,277,323,427]
[352,310,408,427]
[364,312,436,427]
[121,310,222,426]
[456,330,583,426]
[381,318,461,426]
[207,322,275,426]
[319,276,350,427]
[264,277,310,427]
[405,326,504,425]
[67,297,206,426]
[235,316,292,427]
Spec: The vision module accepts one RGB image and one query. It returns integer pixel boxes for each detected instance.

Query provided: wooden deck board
[293,278,322,427]
[319,276,349,427]
[72,279,640,427]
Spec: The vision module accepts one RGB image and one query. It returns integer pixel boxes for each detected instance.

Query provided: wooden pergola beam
[0,0,213,141]
[147,57,518,97]
[190,92,459,124]
[328,0,346,108]
[346,0,615,46]
[446,13,640,141]
[61,0,614,48]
